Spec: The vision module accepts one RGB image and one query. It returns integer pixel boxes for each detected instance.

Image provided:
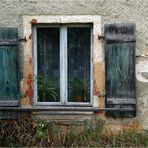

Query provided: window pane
[37,28,60,102]
[68,27,91,102]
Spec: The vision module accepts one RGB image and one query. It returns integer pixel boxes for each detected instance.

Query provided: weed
[0,117,147,147]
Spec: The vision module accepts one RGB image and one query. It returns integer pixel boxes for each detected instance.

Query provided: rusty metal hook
[98,34,105,40]
[18,36,27,42]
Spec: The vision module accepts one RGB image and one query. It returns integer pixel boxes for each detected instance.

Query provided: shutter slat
[0,39,18,46]
[107,98,136,105]
[105,23,136,43]
[0,101,18,106]
[105,23,136,117]
[0,28,18,45]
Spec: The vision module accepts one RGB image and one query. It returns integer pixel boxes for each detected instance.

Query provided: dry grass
[0,116,148,147]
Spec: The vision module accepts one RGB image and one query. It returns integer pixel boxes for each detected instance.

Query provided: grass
[0,116,148,147]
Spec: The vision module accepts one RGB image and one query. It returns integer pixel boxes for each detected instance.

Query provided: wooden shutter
[105,23,136,117]
[0,28,19,107]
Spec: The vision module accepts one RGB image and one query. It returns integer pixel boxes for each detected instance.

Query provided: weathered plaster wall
[0,0,148,131]
[0,0,148,55]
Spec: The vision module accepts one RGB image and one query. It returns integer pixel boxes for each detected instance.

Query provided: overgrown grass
[0,116,148,147]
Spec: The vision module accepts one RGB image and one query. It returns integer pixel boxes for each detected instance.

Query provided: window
[22,15,101,108]
[33,24,93,105]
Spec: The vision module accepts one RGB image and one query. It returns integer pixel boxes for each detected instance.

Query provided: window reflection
[37,28,60,102]
[68,27,91,102]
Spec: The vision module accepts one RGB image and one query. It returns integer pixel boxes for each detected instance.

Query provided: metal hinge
[98,34,105,40]
[98,90,105,97]
[18,36,27,42]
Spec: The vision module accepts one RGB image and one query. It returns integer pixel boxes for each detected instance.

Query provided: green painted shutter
[105,23,136,117]
[0,28,19,107]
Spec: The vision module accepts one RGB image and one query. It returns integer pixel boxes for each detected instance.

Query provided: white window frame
[22,15,102,108]
[33,24,93,106]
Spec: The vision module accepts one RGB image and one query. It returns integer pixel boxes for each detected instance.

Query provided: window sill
[0,106,99,112]
[0,106,135,112]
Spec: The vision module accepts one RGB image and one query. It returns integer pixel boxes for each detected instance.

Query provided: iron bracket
[18,36,27,42]
[98,34,105,40]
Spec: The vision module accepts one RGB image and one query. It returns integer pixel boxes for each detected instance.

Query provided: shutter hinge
[18,36,27,42]
[98,90,105,97]
[98,34,105,40]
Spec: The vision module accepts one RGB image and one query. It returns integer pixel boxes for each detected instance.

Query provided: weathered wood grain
[0,28,19,118]
[105,23,136,117]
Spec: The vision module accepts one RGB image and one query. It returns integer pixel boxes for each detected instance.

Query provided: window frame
[33,24,93,106]
[20,15,102,108]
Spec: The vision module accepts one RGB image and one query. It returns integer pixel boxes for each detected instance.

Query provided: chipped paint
[29,57,32,65]
[20,97,31,107]
[20,18,33,106]
[102,119,144,136]
[136,56,148,82]
[94,63,105,105]
[21,15,102,108]
[30,19,37,24]
[145,48,148,56]
[93,35,103,63]
[23,15,101,24]
[25,74,33,98]
[94,80,98,96]
[28,34,32,40]
[93,96,99,107]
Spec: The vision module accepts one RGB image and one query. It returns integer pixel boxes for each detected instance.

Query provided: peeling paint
[136,56,148,82]
[30,19,37,24]
[102,119,143,136]
[94,62,105,109]
[21,97,32,107]
[141,72,148,79]
[93,35,103,63]
[93,96,99,107]
[28,34,32,40]
[20,30,33,106]
[29,57,32,65]
[145,48,148,56]
[25,74,33,98]
[94,80,98,96]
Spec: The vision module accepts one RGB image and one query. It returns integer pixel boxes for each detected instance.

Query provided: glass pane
[68,27,91,102]
[37,28,60,102]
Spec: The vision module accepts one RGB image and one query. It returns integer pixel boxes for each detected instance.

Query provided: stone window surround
[21,15,104,109]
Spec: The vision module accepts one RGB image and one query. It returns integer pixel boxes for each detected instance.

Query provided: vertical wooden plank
[105,23,136,117]
[0,46,19,101]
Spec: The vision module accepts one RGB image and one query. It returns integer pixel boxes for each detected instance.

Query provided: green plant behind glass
[35,75,59,102]
[69,77,90,102]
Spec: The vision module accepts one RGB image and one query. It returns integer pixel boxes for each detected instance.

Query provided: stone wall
[0,0,148,131]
